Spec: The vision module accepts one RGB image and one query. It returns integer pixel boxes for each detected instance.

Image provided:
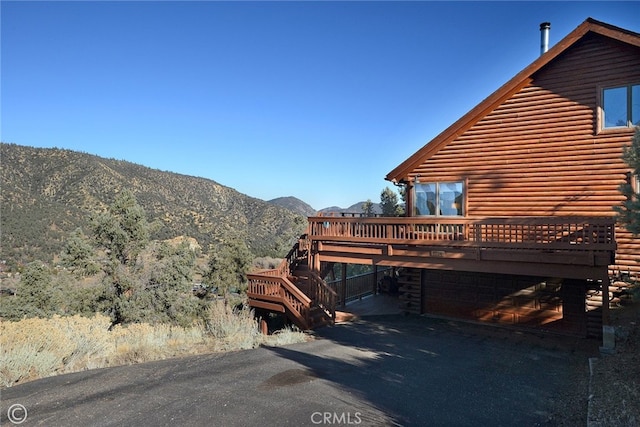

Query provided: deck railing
[308,216,616,252]
[326,268,393,305]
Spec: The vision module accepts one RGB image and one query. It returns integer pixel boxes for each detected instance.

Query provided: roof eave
[385,18,640,183]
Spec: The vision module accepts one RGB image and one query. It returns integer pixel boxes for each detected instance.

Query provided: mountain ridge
[267,196,317,217]
[1,143,308,268]
[319,201,382,215]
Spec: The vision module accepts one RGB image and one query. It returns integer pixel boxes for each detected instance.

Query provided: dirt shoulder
[587,301,640,426]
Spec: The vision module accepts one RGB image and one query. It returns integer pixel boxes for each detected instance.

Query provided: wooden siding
[410,34,640,276]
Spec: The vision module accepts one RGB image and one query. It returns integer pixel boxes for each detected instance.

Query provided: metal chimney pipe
[540,22,551,55]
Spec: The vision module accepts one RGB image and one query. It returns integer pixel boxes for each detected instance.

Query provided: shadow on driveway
[0,314,598,426]
[265,314,599,426]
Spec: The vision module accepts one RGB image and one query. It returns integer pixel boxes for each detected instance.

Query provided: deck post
[313,244,321,272]
[405,182,414,218]
[341,263,347,308]
[600,275,615,352]
[373,265,379,295]
[601,275,610,325]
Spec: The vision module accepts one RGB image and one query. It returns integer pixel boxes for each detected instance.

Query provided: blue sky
[2,1,638,210]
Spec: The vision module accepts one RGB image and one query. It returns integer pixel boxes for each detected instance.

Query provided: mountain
[319,201,382,215]
[0,143,307,269]
[267,197,317,217]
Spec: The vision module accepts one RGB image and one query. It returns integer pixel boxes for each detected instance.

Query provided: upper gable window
[602,84,640,129]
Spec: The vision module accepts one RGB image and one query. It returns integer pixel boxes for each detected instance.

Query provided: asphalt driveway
[0,315,597,426]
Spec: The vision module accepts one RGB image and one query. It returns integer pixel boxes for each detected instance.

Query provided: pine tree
[17,261,54,318]
[380,187,403,217]
[91,189,149,266]
[615,128,640,235]
[90,189,150,327]
[361,199,375,217]
[60,228,99,276]
[205,236,252,295]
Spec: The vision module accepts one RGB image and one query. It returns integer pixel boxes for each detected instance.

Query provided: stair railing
[286,235,309,277]
[251,234,307,279]
[279,276,313,329]
[248,227,339,328]
[247,273,312,330]
[307,270,337,324]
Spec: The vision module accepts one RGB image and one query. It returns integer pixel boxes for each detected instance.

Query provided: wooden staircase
[247,236,337,331]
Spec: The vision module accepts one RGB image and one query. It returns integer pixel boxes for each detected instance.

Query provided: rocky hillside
[1,143,307,269]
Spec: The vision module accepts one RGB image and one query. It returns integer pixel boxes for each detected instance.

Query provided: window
[602,84,640,129]
[414,182,464,216]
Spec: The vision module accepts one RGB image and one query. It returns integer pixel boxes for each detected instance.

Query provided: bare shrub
[252,257,282,271]
[0,314,209,387]
[108,322,208,365]
[0,315,112,386]
[1,310,308,387]
[263,325,309,347]
[203,299,261,351]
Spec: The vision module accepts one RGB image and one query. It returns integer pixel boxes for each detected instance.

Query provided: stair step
[308,306,332,328]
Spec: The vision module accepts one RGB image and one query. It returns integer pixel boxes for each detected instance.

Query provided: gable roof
[386,18,640,184]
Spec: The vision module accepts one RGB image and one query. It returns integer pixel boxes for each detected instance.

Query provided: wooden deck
[306,215,616,281]
[248,215,618,336]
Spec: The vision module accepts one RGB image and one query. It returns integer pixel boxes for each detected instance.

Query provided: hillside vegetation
[1,143,307,269]
[268,196,317,217]
[0,160,311,386]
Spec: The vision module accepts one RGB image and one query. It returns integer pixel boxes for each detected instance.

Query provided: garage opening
[420,269,589,336]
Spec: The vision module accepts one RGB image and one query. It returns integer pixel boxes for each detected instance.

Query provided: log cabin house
[248,18,639,342]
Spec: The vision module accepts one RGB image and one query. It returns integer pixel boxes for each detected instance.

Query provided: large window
[602,84,640,129]
[414,182,464,216]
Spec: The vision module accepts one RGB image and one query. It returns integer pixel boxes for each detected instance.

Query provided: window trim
[413,180,465,217]
[598,83,640,132]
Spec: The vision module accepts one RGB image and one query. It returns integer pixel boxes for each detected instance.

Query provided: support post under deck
[373,265,379,296]
[601,275,615,352]
[341,263,347,308]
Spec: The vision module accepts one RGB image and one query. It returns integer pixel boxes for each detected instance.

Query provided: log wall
[412,34,640,276]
